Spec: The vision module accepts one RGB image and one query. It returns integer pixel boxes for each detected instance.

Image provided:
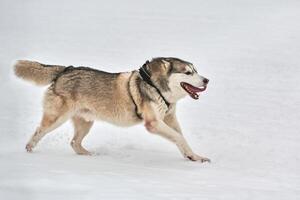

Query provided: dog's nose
[203,78,209,84]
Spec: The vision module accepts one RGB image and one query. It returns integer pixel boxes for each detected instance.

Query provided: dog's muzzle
[180,82,207,99]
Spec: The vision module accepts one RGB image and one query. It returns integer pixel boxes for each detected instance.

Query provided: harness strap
[128,72,143,119]
[138,65,170,108]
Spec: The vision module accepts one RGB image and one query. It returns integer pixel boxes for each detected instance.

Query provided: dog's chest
[151,101,169,119]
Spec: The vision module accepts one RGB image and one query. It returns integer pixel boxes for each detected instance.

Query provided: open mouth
[180,82,207,100]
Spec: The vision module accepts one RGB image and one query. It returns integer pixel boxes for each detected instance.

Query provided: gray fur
[14,57,211,163]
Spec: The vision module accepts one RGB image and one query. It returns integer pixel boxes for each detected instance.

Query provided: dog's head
[142,57,209,103]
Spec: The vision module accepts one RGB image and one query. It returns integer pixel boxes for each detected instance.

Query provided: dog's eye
[185,71,192,75]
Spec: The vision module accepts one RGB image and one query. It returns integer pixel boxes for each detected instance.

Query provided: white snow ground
[0,0,300,199]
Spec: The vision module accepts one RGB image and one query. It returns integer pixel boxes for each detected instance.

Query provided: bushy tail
[14,60,66,85]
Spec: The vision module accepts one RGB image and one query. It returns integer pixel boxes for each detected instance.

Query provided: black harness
[138,65,170,108]
[127,64,171,120]
[128,72,143,119]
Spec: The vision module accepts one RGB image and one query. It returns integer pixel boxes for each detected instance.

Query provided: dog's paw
[186,154,211,163]
[76,150,93,156]
[72,144,93,156]
[25,144,33,152]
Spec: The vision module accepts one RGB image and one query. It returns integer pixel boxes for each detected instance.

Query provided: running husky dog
[14,57,210,162]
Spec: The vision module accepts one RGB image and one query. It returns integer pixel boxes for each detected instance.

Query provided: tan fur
[15,57,210,162]
[14,60,66,85]
[71,116,94,155]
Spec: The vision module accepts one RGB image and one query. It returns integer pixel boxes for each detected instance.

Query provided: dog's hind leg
[70,116,93,155]
[26,90,71,152]
[25,110,70,152]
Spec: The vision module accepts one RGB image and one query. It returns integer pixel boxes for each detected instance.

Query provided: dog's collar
[138,65,170,108]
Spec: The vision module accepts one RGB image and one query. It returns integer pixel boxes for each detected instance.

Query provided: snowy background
[0,0,300,199]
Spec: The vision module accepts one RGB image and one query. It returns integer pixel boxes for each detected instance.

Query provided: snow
[1,0,300,199]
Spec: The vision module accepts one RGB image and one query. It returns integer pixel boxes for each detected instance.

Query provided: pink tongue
[180,82,207,100]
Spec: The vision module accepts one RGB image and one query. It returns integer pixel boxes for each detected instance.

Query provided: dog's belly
[76,108,142,127]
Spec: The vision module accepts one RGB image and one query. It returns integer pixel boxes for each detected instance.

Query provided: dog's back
[14,60,140,126]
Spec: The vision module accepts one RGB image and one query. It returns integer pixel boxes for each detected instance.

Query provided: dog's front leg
[143,104,210,162]
[163,107,182,134]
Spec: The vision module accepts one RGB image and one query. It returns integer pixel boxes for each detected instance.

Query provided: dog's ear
[161,59,170,71]
[147,58,171,77]
[161,59,173,75]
